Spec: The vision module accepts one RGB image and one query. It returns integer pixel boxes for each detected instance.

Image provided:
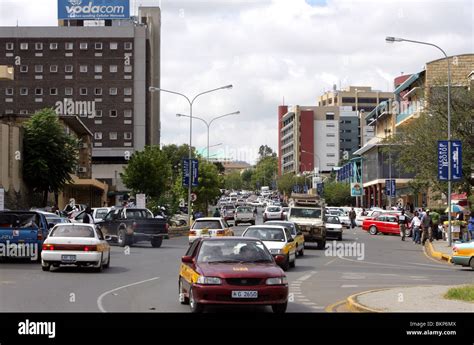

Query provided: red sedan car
[362,213,400,235]
[178,237,289,313]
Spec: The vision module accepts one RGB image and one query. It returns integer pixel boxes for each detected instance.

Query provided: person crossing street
[398,210,409,241]
[349,208,357,230]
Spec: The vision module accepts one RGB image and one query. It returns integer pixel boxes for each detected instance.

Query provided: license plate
[201,229,209,234]
[61,255,76,263]
[231,291,258,299]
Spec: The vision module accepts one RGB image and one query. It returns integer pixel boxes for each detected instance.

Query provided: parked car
[188,217,234,244]
[234,206,256,226]
[178,237,288,313]
[220,205,236,222]
[263,206,284,222]
[96,207,168,247]
[0,210,51,261]
[242,225,296,271]
[36,211,70,228]
[324,215,343,241]
[41,223,110,272]
[264,221,305,256]
[362,213,400,235]
[326,209,350,228]
[451,242,474,269]
[71,207,112,223]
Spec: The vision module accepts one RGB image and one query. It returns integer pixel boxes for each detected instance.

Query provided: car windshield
[125,209,154,219]
[243,227,286,242]
[325,216,341,224]
[0,213,40,229]
[95,209,109,219]
[237,207,253,213]
[46,216,68,224]
[266,222,296,234]
[267,207,281,212]
[193,220,222,229]
[197,240,273,263]
[291,208,321,218]
[50,225,95,238]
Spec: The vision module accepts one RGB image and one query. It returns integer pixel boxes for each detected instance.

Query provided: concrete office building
[0,6,161,201]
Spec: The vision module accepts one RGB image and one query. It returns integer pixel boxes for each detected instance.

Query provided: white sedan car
[263,206,284,222]
[41,223,110,272]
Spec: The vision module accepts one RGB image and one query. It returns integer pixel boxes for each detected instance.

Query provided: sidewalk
[426,240,453,262]
[347,286,474,312]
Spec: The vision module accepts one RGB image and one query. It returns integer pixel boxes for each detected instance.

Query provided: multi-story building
[0,6,161,200]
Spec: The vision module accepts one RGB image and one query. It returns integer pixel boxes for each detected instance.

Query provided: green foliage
[241,169,254,189]
[121,145,172,198]
[323,182,352,206]
[23,108,79,206]
[194,160,221,213]
[258,145,276,160]
[224,171,243,190]
[253,156,278,189]
[277,173,296,196]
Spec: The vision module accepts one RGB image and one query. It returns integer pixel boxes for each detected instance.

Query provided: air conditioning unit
[78,167,87,173]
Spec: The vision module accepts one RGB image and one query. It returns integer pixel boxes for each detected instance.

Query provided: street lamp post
[386,36,453,245]
[149,85,233,225]
[176,111,240,160]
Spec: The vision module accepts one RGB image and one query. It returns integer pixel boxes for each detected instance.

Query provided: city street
[0,214,472,313]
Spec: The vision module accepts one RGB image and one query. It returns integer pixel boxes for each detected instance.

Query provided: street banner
[438,140,463,181]
[385,179,395,197]
[438,141,449,180]
[182,159,199,187]
[351,182,362,197]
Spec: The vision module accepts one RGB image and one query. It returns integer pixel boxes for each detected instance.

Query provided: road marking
[298,272,316,281]
[324,258,338,266]
[97,277,160,313]
[341,285,358,288]
[338,255,454,271]
[312,306,325,310]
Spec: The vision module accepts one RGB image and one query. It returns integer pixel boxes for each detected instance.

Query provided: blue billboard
[58,0,130,20]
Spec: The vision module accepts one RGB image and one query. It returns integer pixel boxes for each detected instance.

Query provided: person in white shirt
[410,211,422,244]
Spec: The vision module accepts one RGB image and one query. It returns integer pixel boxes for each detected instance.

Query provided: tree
[323,182,352,206]
[23,108,79,206]
[258,145,276,160]
[194,160,221,214]
[277,173,296,196]
[213,161,225,174]
[241,169,255,190]
[121,146,172,199]
[224,171,243,190]
[387,85,473,198]
[253,155,278,189]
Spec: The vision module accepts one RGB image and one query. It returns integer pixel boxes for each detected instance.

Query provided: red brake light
[216,230,225,235]
[189,230,196,236]
[42,244,54,250]
[84,245,97,252]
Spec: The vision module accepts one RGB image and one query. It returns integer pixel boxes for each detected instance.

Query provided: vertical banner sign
[451,140,462,181]
[385,179,392,197]
[191,159,199,187]
[437,141,449,180]
[391,179,396,197]
[182,159,199,187]
[182,158,190,187]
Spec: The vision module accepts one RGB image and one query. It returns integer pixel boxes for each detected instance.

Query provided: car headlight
[269,249,283,255]
[197,276,222,285]
[266,277,288,285]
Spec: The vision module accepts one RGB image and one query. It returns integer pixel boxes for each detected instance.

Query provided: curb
[346,288,389,313]
[426,242,452,263]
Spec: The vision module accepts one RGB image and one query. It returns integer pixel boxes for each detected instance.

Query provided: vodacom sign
[58,0,130,20]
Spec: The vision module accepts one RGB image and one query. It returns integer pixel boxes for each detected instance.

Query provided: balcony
[396,103,424,127]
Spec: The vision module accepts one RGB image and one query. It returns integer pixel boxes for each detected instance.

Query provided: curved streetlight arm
[191,85,233,105]
[177,114,209,127]
[149,87,191,105]
[208,111,240,127]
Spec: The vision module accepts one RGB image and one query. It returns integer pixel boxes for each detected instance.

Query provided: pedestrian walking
[213,208,221,217]
[398,210,409,241]
[468,212,474,241]
[349,208,357,229]
[410,211,422,244]
[421,210,433,245]
[83,206,94,224]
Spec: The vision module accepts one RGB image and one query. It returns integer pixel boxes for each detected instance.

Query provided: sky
[0,0,472,164]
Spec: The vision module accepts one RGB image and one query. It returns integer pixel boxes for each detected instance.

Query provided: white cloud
[1,0,472,164]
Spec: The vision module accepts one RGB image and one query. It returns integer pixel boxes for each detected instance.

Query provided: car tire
[235,221,239,226]
[179,278,189,305]
[103,252,110,269]
[282,255,290,271]
[317,240,326,250]
[338,234,343,241]
[299,247,304,256]
[251,221,255,225]
[369,226,378,235]
[469,257,474,270]
[271,302,287,314]
[151,237,163,248]
[118,229,127,247]
[41,260,50,271]
[289,254,296,268]
[94,254,103,273]
[189,287,204,313]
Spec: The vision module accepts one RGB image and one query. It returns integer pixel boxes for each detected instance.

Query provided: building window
[327,153,335,157]
[79,88,87,96]
[5,88,13,96]
[35,65,43,73]
[95,110,102,117]
[35,42,43,50]
[94,88,102,96]
[65,87,73,96]
[109,110,117,117]
[80,42,88,50]
[4,109,14,115]
[35,88,43,95]
[342,97,356,103]
[6,42,14,50]
[124,109,132,117]
[80,65,88,73]
[326,133,335,137]
[124,65,132,73]
[20,65,28,73]
[109,88,118,95]
[124,42,133,50]
[124,132,132,140]
[326,113,335,120]
[65,65,73,73]
[20,42,28,50]
[94,65,102,73]
[326,123,335,128]
[19,110,28,115]
[50,88,58,95]
[326,143,335,147]
[124,87,132,96]
[110,42,118,50]
[65,42,74,50]
[50,65,58,73]
[50,43,58,50]
[327,163,336,167]
[109,132,118,140]
[109,65,118,73]
[95,42,103,50]
[94,132,102,140]
[20,88,28,96]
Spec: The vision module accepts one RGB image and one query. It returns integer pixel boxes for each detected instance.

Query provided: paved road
[0,214,472,313]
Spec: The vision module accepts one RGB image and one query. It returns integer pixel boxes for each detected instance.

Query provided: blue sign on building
[385,179,396,197]
[58,0,130,20]
[438,140,462,181]
[182,159,199,187]
[438,141,449,181]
